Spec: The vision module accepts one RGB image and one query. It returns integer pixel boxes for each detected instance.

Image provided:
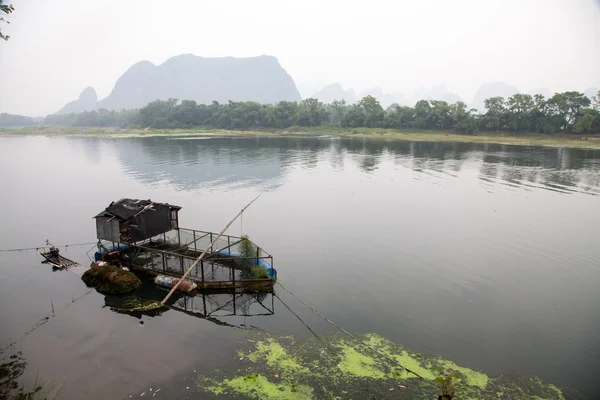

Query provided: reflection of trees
[0,350,27,400]
[501,168,524,184]
[478,146,600,193]
[79,135,600,194]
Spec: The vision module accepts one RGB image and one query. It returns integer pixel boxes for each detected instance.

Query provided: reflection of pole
[160,193,262,306]
[202,293,207,317]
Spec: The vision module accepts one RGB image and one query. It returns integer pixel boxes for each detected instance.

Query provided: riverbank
[2,126,600,149]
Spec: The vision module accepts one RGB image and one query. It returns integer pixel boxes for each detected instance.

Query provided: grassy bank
[2,126,600,149]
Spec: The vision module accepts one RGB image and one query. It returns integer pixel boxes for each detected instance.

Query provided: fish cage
[96,227,276,293]
[93,198,276,294]
[171,291,275,319]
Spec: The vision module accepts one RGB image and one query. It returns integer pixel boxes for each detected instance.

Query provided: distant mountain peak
[79,86,97,103]
[311,83,357,103]
[56,54,301,114]
[55,86,98,115]
[471,82,520,111]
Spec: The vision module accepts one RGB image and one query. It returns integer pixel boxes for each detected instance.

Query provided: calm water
[0,135,599,399]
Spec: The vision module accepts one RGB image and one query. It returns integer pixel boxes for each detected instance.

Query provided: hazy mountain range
[56,54,301,114]
[55,53,598,115]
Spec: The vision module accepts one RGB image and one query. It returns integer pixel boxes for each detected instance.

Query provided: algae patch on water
[196,333,567,399]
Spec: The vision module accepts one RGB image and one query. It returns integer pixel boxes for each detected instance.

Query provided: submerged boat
[40,246,79,269]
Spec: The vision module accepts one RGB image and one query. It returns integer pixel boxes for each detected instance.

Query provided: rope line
[276,281,423,379]
[21,289,94,340]
[0,242,97,253]
[274,292,322,342]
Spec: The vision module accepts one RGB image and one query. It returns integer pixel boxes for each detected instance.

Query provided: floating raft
[40,251,80,269]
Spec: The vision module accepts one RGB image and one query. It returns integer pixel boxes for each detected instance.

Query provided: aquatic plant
[239,234,262,278]
[0,351,62,400]
[196,333,568,400]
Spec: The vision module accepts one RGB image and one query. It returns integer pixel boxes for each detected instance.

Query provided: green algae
[245,337,309,375]
[196,333,568,400]
[548,384,565,400]
[437,359,488,389]
[362,334,435,380]
[200,374,313,400]
[336,343,386,378]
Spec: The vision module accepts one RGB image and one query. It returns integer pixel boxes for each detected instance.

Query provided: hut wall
[96,217,121,242]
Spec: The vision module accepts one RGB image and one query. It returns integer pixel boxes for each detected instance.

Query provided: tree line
[3,90,600,134]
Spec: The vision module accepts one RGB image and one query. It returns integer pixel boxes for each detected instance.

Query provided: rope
[0,242,97,253]
[276,281,423,379]
[21,289,94,340]
[274,292,322,341]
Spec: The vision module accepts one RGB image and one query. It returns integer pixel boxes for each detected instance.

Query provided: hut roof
[94,198,181,222]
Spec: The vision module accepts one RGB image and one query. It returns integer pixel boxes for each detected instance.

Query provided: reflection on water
[88,136,600,195]
[104,281,275,329]
[1,135,600,400]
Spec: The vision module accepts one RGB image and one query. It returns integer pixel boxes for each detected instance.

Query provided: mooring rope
[0,242,97,253]
[276,281,423,379]
[20,289,94,340]
[273,292,322,341]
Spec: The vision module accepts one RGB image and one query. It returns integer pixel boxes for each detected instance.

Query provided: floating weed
[196,333,567,399]
[201,374,313,400]
[362,333,435,380]
[244,337,309,375]
[437,359,488,389]
[335,343,386,379]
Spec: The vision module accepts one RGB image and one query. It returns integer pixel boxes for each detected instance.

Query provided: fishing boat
[40,242,79,269]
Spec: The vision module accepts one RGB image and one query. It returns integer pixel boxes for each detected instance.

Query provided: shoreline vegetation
[1,90,599,150]
[2,126,600,149]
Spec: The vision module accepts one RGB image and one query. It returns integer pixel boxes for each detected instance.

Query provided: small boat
[40,244,79,269]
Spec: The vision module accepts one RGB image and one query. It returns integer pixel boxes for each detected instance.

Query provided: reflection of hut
[94,198,181,243]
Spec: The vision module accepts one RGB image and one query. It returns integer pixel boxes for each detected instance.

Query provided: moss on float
[81,263,141,294]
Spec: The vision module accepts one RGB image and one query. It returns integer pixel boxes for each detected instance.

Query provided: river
[0,135,599,399]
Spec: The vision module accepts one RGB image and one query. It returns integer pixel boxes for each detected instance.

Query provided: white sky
[0,0,599,116]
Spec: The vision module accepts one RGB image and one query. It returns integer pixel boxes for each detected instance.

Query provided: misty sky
[1,0,599,116]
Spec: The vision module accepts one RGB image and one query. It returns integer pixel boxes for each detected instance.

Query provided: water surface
[0,135,599,399]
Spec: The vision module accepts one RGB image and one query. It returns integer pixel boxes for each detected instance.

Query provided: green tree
[330,99,347,125]
[429,100,451,130]
[413,100,432,129]
[341,105,365,128]
[591,91,600,111]
[0,1,14,41]
[572,108,600,134]
[295,98,328,127]
[358,96,385,128]
[547,91,591,131]
[449,102,476,134]
[506,94,534,133]
[483,97,507,131]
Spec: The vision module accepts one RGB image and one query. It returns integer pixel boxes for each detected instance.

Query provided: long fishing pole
[160,193,263,306]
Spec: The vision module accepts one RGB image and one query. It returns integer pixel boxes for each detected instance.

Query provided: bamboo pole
[160,193,262,306]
